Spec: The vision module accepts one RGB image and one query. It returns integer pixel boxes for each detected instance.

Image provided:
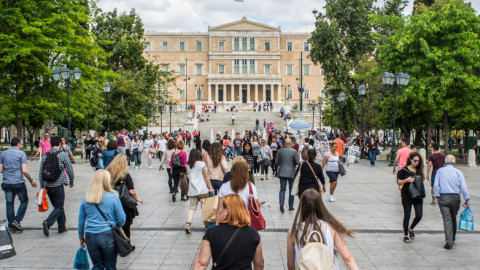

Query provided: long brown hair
[208,142,225,167]
[291,189,354,247]
[406,152,425,180]
[230,161,249,193]
[219,194,250,227]
[187,149,202,169]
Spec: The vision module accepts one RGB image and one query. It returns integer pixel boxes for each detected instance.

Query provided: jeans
[167,169,173,193]
[85,230,117,270]
[279,177,294,208]
[439,194,460,246]
[132,150,141,166]
[234,150,241,158]
[369,151,377,166]
[260,163,269,175]
[3,182,28,227]
[126,149,131,165]
[45,186,66,232]
[232,119,235,125]
[210,180,223,195]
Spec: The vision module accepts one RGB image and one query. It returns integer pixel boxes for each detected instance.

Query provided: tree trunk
[426,124,433,150]
[443,111,448,154]
[414,129,422,146]
[16,117,22,139]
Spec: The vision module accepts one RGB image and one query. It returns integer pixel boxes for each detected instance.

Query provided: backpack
[301,144,310,161]
[297,229,335,270]
[171,153,182,169]
[42,152,62,182]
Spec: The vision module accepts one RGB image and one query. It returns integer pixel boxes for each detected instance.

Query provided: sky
[96,0,480,33]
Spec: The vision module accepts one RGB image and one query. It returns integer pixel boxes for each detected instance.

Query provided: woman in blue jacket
[102,140,120,168]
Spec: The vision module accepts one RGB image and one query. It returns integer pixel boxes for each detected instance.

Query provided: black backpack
[171,153,182,169]
[42,152,62,182]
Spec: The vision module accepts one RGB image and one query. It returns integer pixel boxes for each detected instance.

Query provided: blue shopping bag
[458,206,474,231]
[73,246,89,270]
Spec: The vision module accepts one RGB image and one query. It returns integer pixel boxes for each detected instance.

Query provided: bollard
[467,149,477,167]
[419,148,427,166]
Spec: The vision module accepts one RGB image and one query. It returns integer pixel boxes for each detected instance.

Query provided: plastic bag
[459,206,474,231]
[36,188,49,212]
[73,246,89,270]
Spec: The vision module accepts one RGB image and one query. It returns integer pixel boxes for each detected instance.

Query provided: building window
[241,60,247,73]
[162,65,168,72]
[303,65,310,75]
[304,41,310,51]
[264,64,271,74]
[162,41,168,51]
[196,65,202,76]
[304,89,310,99]
[179,89,185,99]
[219,41,225,51]
[196,41,202,51]
[196,88,202,100]
[234,37,239,51]
[242,37,247,51]
[286,65,293,75]
[287,89,293,99]
[249,60,255,73]
[287,41,292,51]
[218,64,225,74]
[145,41,151,51]
[265,41,270,51]
[250,37,255,51]
[179,65,185,75]
[179,41,185,51]
[234,60,240,74]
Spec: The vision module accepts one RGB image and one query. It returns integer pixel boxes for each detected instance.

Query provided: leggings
[271,152,277,173]
[167,169,173,193]
[402,196,423,235]
[85,149,92,161]
[253,156,260,174]
[261,163,269,175]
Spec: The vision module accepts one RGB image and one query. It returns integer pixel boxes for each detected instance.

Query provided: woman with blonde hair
[169,140,187,202]
[206,142,229,194]
[218,161,260,209]
[107,155,143,238]
[287,189,358,270]
[78,170,126,270]
[193,194,264,270]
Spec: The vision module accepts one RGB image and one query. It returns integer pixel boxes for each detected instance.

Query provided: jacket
[275,147,299,178]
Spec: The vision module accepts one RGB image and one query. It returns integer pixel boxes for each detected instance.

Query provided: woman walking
[366,135,378,166]
[160,139,176,195]
[157,134,168,162]
[241,141,255,184]
[193,194,264,270]
[270,139,279,177]
[78,170,126,270]
[185,149,214,234]
[397,152,424,243]
[218,161,260,208]
[85,134,94,162]
[93,137,107,170]
[258,139,273,181]
[251,134,261,177]
[206,142,229,195]
[144,134,155,168]
[297,149,326,198]
[201,140,211,162]
[107,155,143,239]
[169,140,187,202]
[322,142,341,202]
[60,137,75,162]
[131,135,143,169]
[287,189,358,270]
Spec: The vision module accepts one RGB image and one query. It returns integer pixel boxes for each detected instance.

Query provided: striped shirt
[39,148,75,188]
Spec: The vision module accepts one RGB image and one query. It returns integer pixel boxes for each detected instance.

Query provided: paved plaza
[0,152,479,270]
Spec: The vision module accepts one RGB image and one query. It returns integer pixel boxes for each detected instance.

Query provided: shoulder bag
[95,205,135,257]
[212,227,241,268]
[408,175,426,199]
[338,160,347,176]
[248,182,265,230]
[291,162,303,196]
[115,179,138,210]
[261,148,271,166]
[306,161,322,189]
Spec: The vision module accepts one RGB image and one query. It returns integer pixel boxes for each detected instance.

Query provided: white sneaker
[134,166,138,170]
[329,196,336,202]
[148,166,152,169]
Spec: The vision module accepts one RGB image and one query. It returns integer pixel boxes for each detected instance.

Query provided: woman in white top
[160,139,176,194]
[143,134,155,168]
[157,134,168,162]
[287,189,358,270]
[130,135,143,169]
[185,149,214,234]
[322,142,340,202]
[218,161,261,210]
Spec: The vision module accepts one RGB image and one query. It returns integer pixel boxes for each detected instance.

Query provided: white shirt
[218,181,257,208]
[187,161,209,196]
[325,151,339,172]
[157,139,168,152]
[144,139,154,150]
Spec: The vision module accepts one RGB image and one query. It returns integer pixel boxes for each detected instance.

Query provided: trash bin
[71,138,78,148]
[463,136,477,150]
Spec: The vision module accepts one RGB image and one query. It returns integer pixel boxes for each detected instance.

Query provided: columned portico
[255,84,259,102]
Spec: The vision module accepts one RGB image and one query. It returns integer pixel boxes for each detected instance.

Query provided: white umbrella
[210,128,214,142]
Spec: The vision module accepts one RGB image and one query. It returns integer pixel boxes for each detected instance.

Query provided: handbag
[200,195,218,223]
[408,175,426,199]
[212,227,241,268]
[36,188,49,212]
[291,162,303,196]
[375,148,381,155]
[179,173,189,197]
[132,148,139,155]
[73,246,89,270]
[95,205,135,257]
[260,148,271,166]
[89,156,99,167]
[115,179,138,210]
[338,161,347,176]
[248,182,265,230]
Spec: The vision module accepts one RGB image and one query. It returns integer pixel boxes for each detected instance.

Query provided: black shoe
[8,227,16,234]
[289,207,295,211]
[58,228,69,233]
[10,220,23,232]
[42,221,49,237]
[444,244,452,249]
[280,205,284,213]
[172,193,176,202]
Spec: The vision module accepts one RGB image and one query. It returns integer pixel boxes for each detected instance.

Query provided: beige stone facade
[144,17,325,106]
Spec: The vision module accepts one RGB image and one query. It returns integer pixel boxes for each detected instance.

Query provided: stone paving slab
[0,152,479,269]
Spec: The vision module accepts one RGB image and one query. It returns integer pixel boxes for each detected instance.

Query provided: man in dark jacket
[275,139,299,213]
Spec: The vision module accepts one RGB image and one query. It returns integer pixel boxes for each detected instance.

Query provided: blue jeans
[234,150,241,157]
[279,177,294,208]
[45,186,66,232]
[210,180,223,195]
[132,150,141,166]
[3,182,28,227]
[85,230,117,270]
[369,151,377,166]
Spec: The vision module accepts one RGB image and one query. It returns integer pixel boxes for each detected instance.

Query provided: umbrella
[289,120,311,131]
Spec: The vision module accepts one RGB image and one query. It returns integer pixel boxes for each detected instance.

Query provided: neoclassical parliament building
[143,17,325,106]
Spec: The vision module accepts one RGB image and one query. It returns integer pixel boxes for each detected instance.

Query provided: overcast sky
[96,0,480,33]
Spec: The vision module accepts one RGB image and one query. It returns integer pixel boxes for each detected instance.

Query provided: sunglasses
[412,159,420,163]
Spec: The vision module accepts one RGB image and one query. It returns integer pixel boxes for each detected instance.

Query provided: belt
[440,193,459,196]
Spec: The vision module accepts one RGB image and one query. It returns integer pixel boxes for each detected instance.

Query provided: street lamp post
[104,82,111,138]
[382,72,410,166]
[52,66,82,140]
[338,92,346,137]
[330,99,334,137]
[318,100,323,132]
[158,100,164,134]
[169,101,173,133]
[358,85,367,158]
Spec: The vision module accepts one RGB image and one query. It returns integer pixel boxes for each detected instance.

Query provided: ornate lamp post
[382,72,410,166]
[318,100,323,132]
[104,82,111,138]
[358,84,367,157]
[338,92,346,137]
[158,100,164,134]
[330,99,334,137]
[52,66,82,139]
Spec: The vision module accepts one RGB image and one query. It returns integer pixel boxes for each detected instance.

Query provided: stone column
[263,84,267,102]
[231,84,235,102]
[255,84,259,102]
[277,84,282,102]
[239,84,243,103]
[208,84,212,102]
[215,84,219,102]
[247,84,251,103]
[223,84,227,102]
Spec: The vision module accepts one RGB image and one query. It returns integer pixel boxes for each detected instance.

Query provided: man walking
[256,119,260,131]
[393,139,414,174]
[231,114,235,125]
[427,143,445,206]
[233,133,243,157]
[275,139,299,213]
[39,136,75,237]
[434,155,470,249]
[0,137,37,233]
